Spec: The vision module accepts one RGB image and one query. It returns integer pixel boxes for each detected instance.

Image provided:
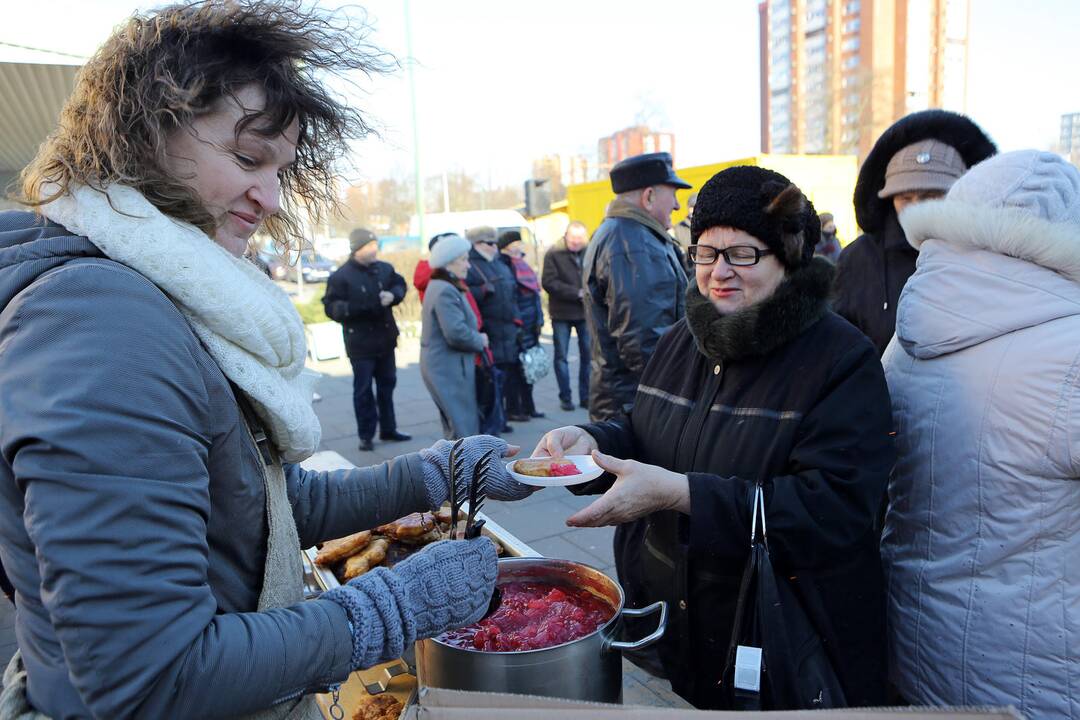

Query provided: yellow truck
[566,154,859,246]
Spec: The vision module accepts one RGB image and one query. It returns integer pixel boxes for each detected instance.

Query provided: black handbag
[719,484,847,710]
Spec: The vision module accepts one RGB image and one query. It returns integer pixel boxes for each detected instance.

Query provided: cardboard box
[402,687,1023,719]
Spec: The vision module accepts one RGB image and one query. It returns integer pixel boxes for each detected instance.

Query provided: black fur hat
[854,109,997,233]
[691,165,820,269]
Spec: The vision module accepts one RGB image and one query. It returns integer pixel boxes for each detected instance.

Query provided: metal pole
[404,0,425,244]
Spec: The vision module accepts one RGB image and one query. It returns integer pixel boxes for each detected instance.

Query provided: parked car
[255,250,288,281]
[284,253,338,283]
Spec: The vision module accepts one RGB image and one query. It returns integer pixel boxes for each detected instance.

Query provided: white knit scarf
[40,184,321,462]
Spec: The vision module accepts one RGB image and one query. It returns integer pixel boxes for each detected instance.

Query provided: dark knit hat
[497,229,522,250]
[349,227,378,253]
[691,166,820,269]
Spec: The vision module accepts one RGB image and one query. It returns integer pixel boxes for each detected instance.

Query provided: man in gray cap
[323,228,411,451]
[582,151,691,421]
[833,110,996,355]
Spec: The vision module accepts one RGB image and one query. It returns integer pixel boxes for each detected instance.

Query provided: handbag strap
[749,483,768,550]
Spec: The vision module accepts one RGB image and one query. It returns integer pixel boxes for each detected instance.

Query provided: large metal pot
[415,557,666,703]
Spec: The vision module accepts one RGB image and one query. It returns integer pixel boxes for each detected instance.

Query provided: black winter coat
[541,240,585,322]
[582,216,687,421]
[323,258,406,358]
[573,260,894,709]
[833,109,996,355]
[832,213,916,355]
[465,249,521,364]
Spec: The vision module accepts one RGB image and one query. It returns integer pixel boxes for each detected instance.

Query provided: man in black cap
[582,151,691,421]
[323,228,411,452]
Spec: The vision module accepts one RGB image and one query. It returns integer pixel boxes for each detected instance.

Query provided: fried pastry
[374,512,438,540]
[513,458,581,477]
[342,537,390,580]
[352,694,403,720]
[315,531,372,566]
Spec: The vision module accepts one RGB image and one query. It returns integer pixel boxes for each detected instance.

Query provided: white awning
[0,62,81,174]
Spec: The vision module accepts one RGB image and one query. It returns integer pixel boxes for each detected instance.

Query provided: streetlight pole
[404,0,424,245]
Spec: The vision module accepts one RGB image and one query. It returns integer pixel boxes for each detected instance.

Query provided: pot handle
[607,600,667,652]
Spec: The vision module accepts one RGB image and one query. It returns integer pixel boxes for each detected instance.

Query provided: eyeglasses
[687,244,773,267]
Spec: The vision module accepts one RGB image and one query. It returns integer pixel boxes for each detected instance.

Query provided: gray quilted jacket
[0,211,429,719]
[881,151,1080,719]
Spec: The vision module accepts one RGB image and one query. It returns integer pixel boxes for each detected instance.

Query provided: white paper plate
[505,455,604,487]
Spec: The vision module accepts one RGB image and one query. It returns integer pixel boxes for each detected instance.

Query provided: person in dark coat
[814,212,842,262]
[323,228,411,451]
[583,152,690,422]
[542,220,591,411]
[833,110,996,354]
[465,225,522,431]
[499,230,545,422]
[534,166,895,710]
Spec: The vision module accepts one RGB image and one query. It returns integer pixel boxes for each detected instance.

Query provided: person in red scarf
[499,230,545,422]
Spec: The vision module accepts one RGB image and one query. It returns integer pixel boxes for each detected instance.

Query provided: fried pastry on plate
[342,538,390,580]
[513,458,581,477]
[315,531,372,566]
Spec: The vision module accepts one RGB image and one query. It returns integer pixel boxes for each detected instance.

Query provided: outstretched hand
[530,426,598,460]
[566,451,690,527]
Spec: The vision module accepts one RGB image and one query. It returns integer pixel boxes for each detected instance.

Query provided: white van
[408,209,535,255]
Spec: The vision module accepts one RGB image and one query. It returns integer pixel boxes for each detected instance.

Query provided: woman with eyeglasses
[533,166,895,710]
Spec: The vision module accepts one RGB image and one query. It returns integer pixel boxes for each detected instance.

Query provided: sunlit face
[644,184,681,230]
[445,253,471,278]
[694,226,786,315]
[163,85,299,257]
[564,224,588,252]
[891,189,945,216]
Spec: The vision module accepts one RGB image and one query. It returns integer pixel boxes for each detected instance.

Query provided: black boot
[358,438,374,452]
[380,430,412,442]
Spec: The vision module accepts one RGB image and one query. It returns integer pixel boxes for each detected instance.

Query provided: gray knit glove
[420,435,536,505]
[322,537,497,670]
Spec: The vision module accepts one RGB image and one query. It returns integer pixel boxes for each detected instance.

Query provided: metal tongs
[447,441,494,540]
[447,442,501,615]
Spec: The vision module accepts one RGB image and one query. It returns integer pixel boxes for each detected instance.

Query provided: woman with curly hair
[0,3,532,718]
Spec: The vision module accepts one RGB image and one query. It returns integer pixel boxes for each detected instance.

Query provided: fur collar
[685,257,835,362]
[900,199,1080,283]
[855,110,996,233]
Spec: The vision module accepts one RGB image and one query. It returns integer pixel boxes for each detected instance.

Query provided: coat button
[679,599,688,610]
[713,365,720,375]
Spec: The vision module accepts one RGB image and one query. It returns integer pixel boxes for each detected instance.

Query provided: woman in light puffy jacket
[882,149,1080,719]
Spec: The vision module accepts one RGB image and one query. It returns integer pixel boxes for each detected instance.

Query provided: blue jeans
[350,351,397,440]
[552,319,590,404]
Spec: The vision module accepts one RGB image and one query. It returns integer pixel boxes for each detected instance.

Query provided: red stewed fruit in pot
[438,581,614,652]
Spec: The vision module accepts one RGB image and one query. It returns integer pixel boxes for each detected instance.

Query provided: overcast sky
[3,0,1078,188]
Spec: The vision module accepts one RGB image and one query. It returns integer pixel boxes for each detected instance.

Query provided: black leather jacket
[582,216,687,421]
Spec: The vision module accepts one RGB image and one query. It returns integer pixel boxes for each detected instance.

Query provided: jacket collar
[606,196,674,244]
[685,257,834,362]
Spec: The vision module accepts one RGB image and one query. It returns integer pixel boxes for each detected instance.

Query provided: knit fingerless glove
[322,537,497,670]
[420,435,536,506]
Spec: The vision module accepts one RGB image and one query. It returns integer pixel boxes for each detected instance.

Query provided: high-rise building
[760,0,970,159]
[597,126,676,176]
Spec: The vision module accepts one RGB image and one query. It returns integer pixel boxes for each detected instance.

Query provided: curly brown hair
[19,0,392,250]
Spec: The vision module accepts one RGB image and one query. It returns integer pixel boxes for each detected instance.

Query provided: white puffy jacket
[882,150,1080,719]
